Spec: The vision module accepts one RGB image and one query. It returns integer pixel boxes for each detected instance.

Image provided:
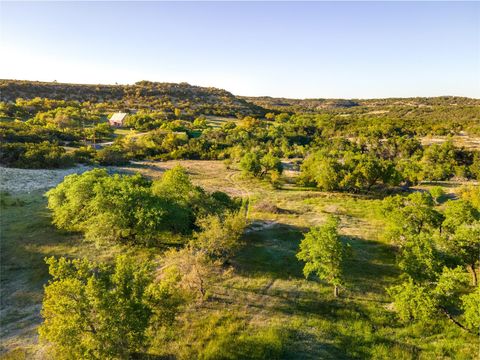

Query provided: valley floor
[0,160,478,359]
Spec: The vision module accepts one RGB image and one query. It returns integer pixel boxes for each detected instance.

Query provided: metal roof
[109,112,128,121]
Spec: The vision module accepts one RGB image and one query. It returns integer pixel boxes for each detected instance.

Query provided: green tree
[239,152,262,177]
[46,169,110,232]
[442,200,479,233]
[458,185,480,210]
[299,152,340,191]
[296,216,348,297]
[461,287,480,332]
[342,154,396,191]
[470,152,480,180]
[193,116,207,128]
[260,153,283,177]
[39,255,180,359]
[421,141,457,181]
[152,166,200,203]
[429,186,445,204]
[95,146,129,166]
[388,267,474,333]
[47,170,173,245]
[193,211,246,262]
[448,221,480,285]
[47,167,236,245]
[399,234,440,281]
[381,192,443,245]
[388,277,439,322]
[84,174,173,244]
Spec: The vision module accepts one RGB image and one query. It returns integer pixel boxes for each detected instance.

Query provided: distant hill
[0,80,266,117]
[2,80,478,117]
[242,95,480,113]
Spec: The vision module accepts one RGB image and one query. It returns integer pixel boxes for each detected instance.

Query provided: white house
[109,112,128,127]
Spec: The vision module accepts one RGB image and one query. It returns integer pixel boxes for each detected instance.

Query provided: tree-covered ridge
[0,79,266,117]
[243,95,480,113]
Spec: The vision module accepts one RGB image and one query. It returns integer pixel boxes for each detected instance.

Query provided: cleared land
[421,134,480,151]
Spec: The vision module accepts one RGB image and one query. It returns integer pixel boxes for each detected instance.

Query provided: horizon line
[2,78,479,101]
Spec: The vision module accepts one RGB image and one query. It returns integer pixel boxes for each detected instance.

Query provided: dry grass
[421,134,480,150]
[0,166,93,194]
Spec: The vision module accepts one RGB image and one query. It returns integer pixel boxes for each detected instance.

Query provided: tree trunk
[440,306,473,334]
[193,262,206,300]
[333,285,339,297]
[469,264,477,287]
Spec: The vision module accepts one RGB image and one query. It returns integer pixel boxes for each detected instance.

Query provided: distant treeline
[244,95,480,113]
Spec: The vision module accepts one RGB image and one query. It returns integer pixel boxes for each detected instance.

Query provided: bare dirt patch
[0,166,92,194]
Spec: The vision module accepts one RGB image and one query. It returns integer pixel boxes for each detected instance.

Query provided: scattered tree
[194,211,246,262]
[296,216,349,297]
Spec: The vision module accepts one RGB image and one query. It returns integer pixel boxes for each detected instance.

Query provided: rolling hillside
[0,80,266,117]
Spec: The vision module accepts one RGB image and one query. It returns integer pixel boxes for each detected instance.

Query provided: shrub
[0,141,74,168]
[429,186,446,204]
[95,146,129,165]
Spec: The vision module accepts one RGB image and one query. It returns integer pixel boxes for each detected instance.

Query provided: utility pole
[82,117,87,146]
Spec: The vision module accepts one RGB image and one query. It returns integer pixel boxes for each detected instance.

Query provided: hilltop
[0,79,266,118]
[4,80,479,119]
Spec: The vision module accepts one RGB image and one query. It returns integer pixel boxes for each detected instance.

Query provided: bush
[0,141,74,168]
[239,152,261,177]
[193,211,246,261]
[95,146,129,165]
[429,186,446,204]
[73,146,96,164]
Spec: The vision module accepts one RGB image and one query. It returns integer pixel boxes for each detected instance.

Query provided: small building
[109,112,128,127]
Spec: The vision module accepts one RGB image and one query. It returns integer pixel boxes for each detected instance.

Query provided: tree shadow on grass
[341,235,399,295]
[234,224,399,294]
[233,222,306,280]
[281,328,354,360]
[131,354,175,360]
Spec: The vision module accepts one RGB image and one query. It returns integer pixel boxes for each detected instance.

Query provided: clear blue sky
[1,1,479,98]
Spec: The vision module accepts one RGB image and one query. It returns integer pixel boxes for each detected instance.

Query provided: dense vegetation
[2,82,479,186]
[382,190,479,334]
[46,166,240,245]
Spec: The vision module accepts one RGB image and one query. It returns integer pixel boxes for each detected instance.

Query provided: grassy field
[0,160,478,359]
[205,116,240,129]
[113,128,137,136]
